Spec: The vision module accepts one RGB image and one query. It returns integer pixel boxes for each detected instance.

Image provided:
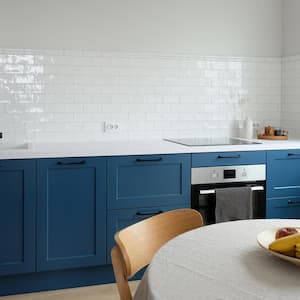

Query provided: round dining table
[133,219,300,300]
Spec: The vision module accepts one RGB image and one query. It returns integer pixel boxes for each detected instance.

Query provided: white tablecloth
[134,219,300,300]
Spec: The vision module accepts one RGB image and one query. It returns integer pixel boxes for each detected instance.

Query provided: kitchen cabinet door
[0,159,36,276]
[192,151,266,167]
[266,197,300,219]
[267,150,300,198]
[107,154,191,209]
[37,157,106,271]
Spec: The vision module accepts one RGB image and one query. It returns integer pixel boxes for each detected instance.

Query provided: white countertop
[1,138,300,160]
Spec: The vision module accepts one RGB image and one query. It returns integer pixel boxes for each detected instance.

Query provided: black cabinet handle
[288,153,300,157]
[57,160,86,166]
[135,210,163,216]
[217,155,240,159]
[288,200,300,206]
[136,158,163,163]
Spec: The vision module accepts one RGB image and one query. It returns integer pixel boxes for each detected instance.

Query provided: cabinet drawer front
[192,151,266,167]
[37,157,106,271]
[108,154,190,209]
[267,150,300,197]
[0,160,36,276]
[266,197,300,219]
[107,204,188,263]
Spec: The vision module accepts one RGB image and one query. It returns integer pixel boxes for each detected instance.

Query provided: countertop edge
[1,139,300,160]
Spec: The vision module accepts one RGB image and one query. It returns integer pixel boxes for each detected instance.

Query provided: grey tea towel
[215,186,253,223]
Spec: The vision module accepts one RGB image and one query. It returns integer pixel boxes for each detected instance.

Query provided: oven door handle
[198,186,264,195]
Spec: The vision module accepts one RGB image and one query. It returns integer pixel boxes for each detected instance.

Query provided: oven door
[191,181,266,225]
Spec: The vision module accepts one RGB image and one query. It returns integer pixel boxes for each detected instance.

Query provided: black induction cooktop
[164,137,261,146]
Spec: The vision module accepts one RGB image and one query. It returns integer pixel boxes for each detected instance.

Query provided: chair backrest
[111,208,203,300]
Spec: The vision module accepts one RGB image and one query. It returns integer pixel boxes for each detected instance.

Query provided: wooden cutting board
[257,134,288,140]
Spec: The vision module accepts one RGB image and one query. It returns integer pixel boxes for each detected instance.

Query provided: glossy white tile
[0,49,282,143]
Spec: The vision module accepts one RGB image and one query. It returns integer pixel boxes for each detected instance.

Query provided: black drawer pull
[136,158,163,163]
[217,155,240,159]
[288,153,300,157]
[57,160,86,166]
[135,210,163,216]
[288,200,300,206]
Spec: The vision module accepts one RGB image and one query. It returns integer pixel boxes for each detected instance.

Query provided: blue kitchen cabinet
[267,150,300,198]
[0,159,36,276]
[107,204,188,263]
[266,150,300,219]
[266,197,300,219]
[107,154,191,209]
[37,157,107,271]
[192,151,266,167]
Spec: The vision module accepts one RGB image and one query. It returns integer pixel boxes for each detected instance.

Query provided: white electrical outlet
[253,121,261,129]
[104,122,120,133]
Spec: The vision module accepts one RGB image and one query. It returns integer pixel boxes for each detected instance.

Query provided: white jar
[244,117,253,139]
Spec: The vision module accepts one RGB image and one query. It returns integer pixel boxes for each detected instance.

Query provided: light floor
[1,281,139,300]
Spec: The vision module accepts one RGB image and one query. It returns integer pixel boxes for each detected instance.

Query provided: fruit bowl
[257,227,300,266]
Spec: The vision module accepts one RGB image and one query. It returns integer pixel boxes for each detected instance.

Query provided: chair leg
[111,246,133,300]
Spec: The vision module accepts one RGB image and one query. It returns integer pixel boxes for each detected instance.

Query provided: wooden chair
[111,208,203,300]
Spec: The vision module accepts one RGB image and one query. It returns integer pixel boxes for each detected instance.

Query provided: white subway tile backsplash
[0,48,282,143]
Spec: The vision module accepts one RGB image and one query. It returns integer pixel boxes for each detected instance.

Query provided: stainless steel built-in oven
[191,164,266,225]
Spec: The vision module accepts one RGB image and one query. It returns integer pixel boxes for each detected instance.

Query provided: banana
[294,243,300,258]
[269,232,300,252]
[280,249,296,257]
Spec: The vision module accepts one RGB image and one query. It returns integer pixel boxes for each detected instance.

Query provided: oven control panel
[191,164,266,184]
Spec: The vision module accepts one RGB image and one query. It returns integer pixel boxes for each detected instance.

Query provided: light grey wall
[281,1,300,138]
[0,0,282,57]
[282,0,300,56]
